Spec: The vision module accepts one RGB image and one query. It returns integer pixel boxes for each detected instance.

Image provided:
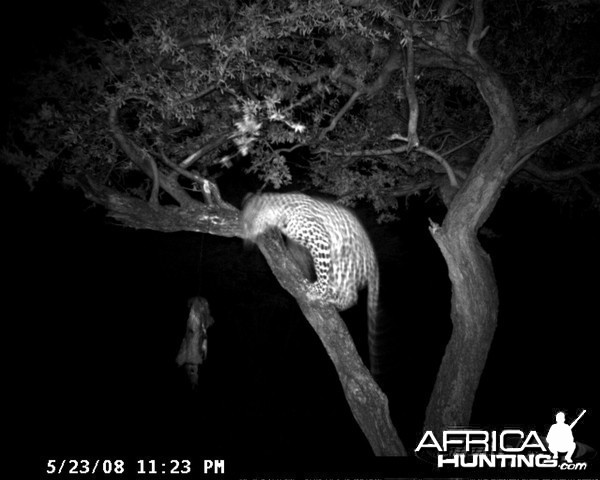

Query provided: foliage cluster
[2,0,598,213]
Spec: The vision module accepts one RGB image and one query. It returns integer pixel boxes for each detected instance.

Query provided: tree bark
[421,50,518,433]
[257,233,406,456]
[420,29,599,434]
[426,223,498,434]
[79,176,241,237]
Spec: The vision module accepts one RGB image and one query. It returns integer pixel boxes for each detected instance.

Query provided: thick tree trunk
[425,225,498,433]
[418,13,520,429]
[421,93,517,432]
[420,60,599,435]
[258,233,406,456]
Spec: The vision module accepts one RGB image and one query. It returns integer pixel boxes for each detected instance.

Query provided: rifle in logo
[571,410,587,428]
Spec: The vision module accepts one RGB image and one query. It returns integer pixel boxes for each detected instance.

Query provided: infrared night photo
[2,0,598,478]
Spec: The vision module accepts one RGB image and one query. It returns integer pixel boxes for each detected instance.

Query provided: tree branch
[386,180,434,198]
[256,232,406,456]
[388,134,459,187]
[172,85,218,107]
[319,90,362,139]
[365,46,404,97]
[158,149,236,210]
[318,45,405,139]
[179,132,234,170]
[78,175,241,237]
[148,154,160,206]
[523,162,600,181]
[418,145,459,187]
[108,103,192,206]
[403,30,420,149]
[441,133,484,157]
[512,82,600,176]
[291,65,339,85]
[317,145,409,158]
[339,0,410,31]
[467,0,489,57]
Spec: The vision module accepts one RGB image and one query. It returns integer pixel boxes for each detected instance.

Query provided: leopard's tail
[367,264,383,378]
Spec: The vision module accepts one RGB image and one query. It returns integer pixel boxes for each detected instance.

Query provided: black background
[2,1,598,476]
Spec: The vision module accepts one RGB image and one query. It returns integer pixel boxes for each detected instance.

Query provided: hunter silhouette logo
[546,410,585,463]
[415,409,592,470]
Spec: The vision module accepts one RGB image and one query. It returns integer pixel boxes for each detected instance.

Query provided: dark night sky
[4,0,598,475]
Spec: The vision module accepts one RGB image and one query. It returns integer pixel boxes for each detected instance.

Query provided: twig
[148,154,160,206]
[403,28,420,149]
[417,145,458,187]
[179,132,235,170]
[317,144,409,159]
[523,161,600,181]
[172,85,218,106]
[319,90,363,139]
[158,149,236,210]
[159,149,212,202]
[441,133,484,157]
[389,133,458,187]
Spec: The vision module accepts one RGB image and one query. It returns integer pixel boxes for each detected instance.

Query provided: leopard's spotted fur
[242,192,381,374]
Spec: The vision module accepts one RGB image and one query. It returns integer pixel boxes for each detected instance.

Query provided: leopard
[241,192,382,375]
